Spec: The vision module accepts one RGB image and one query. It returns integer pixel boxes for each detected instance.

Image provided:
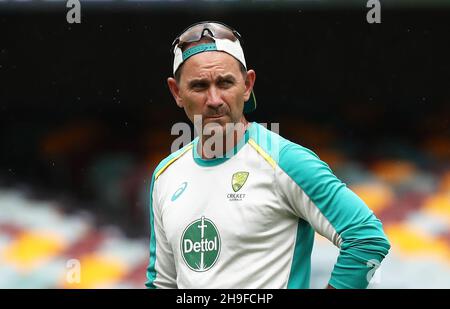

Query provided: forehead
[181,51,242,79]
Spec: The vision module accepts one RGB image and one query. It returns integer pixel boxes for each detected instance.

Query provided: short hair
[174,37,247,83]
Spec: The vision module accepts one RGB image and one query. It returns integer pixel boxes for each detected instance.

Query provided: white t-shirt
[146,122,390,289]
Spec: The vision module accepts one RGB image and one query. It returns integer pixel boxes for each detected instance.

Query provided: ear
[167,77,184,108]
[243,70,256,102]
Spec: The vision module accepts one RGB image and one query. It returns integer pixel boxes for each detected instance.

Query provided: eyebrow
[187,74,237,88]
[216,74,237,83]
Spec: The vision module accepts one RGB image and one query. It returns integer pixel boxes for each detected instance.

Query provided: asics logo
[171,182,188,201]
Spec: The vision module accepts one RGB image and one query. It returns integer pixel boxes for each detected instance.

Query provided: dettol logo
[181,216,221,272]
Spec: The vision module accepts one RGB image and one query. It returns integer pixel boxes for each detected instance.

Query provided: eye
[218,79,234,88]
[191,82,208,90]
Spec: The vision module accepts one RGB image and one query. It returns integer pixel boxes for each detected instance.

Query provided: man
[146,21,390,289]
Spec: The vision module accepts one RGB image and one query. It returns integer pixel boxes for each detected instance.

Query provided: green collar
[192,123,253,167]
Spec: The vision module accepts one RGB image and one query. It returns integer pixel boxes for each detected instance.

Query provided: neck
[198,118,249,160]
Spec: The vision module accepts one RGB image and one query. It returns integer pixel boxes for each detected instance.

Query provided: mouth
[205,115,225,120]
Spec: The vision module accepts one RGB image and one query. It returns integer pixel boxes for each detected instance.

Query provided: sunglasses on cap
[171,21,243,53]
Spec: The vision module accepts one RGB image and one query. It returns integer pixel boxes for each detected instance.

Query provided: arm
[145,175,177,289]
[277,143,391,289]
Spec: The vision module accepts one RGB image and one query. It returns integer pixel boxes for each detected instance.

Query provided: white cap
[173,37,247,75]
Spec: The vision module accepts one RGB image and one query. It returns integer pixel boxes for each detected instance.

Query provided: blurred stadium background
[0,0,449,288]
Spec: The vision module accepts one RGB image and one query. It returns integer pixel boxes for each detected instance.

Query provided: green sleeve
[278,142,391,289]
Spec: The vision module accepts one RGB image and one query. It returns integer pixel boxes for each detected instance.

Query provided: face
[167,51,256,131]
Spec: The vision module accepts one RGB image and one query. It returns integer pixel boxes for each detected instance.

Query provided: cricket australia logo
[181,216,221,272]
[232,171,249,192]
[227,171,249,201]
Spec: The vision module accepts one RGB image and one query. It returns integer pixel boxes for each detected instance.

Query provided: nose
[205,86,224,110]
